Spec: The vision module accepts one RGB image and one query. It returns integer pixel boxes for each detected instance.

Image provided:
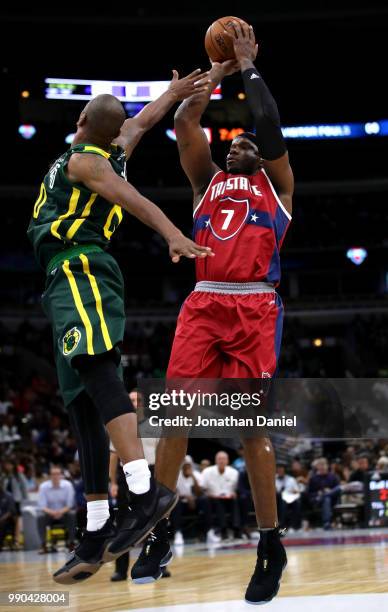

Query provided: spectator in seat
[290,459,309,491]
[349,454,370,485]
[0,414,21,443]
[201,451,241,540]
[37,466,76,553]
[0,483,16,550]
[1,459,28,549]
[199,459,211,472]
[275,462,302,531]
[371,456,388,480]
[170,456,203,545]
[307,458,340,530]
[290,458,310,523]
[24,464,38,493]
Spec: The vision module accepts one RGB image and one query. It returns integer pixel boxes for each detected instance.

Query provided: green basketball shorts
[42,245,125,406]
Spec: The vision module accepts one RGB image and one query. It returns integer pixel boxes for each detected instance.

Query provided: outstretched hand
[168,68,211,101]
[225,21,259,63]
[168,233,215,263]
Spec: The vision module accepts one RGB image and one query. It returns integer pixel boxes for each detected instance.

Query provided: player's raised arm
[113,69,210,160]
[230,22,294,214]
[67,153,214,263]
[174,60,239,201]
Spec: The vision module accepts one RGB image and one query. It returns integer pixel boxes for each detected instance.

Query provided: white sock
[87,499,110,531]
[123,458,151,495]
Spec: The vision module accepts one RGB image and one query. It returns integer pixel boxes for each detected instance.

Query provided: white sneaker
[174,531,184,545]
[206,529,221,543]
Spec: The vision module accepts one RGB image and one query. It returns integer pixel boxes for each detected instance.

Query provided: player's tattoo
[89,155,108,180]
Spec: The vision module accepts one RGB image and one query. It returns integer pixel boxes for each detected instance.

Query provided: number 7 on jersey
[220,209,235,230]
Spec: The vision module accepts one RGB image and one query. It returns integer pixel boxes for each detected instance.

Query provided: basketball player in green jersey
[27,68,213,584]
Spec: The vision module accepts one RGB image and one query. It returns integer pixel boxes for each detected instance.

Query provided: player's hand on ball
[227,21,259,63]
[168,234,214,263]
[210,59,240,79]
[168,68,211,101]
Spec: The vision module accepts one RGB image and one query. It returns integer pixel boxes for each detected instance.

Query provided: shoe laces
[261,535,269,572]
[256,528,285,574]
[144,532,157,556]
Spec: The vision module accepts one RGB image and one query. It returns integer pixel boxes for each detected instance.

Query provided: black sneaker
[52,518,115,585]
[245,528,287,605]
[105,480,178,562]
[131,519,172,584]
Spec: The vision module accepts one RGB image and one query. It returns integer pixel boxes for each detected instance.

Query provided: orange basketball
[204,16,251,63]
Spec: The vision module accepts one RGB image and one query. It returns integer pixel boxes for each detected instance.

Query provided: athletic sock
[123,458,151,495]
[87,499,110,531]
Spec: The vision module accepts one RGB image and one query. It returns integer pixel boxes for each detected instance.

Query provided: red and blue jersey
[193,169,291,286]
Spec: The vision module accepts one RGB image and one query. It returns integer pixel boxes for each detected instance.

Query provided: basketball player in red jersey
[132,23,293,604]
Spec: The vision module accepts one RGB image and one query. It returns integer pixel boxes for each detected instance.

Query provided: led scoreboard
[45,78,222,102]
[366,474,388,527]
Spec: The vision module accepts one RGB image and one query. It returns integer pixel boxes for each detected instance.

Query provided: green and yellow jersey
[27,143,126,270]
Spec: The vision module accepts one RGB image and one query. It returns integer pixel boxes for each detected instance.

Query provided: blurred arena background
[0,3,388,611]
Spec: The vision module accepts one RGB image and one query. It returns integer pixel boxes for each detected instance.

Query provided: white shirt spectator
[176,470,202,498]
[275,474,301,504]
[200,465,238,497]
[38,479,75,510]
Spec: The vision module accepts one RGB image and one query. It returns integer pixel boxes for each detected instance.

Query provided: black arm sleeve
[242,67,287,161]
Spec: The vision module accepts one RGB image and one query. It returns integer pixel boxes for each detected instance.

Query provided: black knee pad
[74,351,135,425]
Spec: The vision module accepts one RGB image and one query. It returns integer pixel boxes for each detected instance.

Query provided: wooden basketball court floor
[0,529,387,611]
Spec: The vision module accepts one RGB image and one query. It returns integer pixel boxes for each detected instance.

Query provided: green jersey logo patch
[63,327,81,355]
